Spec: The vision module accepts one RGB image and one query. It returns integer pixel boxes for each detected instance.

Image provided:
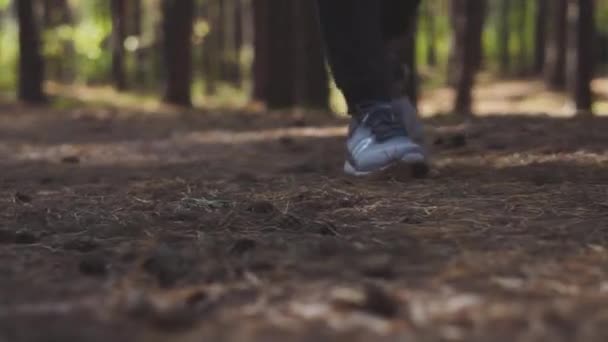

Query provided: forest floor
[2,81,608,341]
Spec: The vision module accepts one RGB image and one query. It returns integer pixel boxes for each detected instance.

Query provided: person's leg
[381,0,421,41]
[316,0,392,111]
[316,0,421,111]
[380,0,426,145]
[317,0,427,177]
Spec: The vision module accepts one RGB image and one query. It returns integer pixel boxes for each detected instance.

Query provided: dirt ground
[1,100,608,342]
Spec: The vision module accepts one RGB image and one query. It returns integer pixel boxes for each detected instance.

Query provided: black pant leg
[381,0,421,40]
[316,0,391,111]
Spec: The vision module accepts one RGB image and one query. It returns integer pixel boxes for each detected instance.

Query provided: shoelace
[359,105,407,142]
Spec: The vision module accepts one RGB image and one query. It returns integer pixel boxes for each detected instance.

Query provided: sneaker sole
[344,154,430,181]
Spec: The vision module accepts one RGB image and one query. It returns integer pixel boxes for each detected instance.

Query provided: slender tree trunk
[132,0,146,85]
[255,0,328,109]
[566,0,594,114]
[446,1,460,86]
[201,0,220,95]
[452,0,486,115]
[425,2,437,67]
[264,0,296,108]
[17,0,46,104]
[111,0,127,90]
[252,0,270,102]
[544,0,568,90]
[217,0,228,82]
[498,0,511,75]
[232,0,244,87]
[516,0,528,75]
[533,0,548,74]
[217,0,242,87]
[163,0,194,106]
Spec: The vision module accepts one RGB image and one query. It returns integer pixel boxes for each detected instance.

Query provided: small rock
[291,118,307,127]
[314,221,338,236]
[448,134,467,148]
[247,201,275,214]
[361,256,395,279]
[61,156,80,164]
[13,192,33,203]
[486,141,508,150]
[434,134,467,149]
[278,136,295,146]
[230,239,257,256]
[0,229,16,244]
[233,172,258,183]
[401,214,424,224]
[332,284,399,318]
[39,177,54,185]
[63,238,100,253]
[362,284,400,318]
[14,230,39,244]
[79,255,108,276]
[143,244,187,287]
[411,163,430,179]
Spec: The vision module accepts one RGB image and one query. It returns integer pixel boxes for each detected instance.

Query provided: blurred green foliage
[0,0,607,99]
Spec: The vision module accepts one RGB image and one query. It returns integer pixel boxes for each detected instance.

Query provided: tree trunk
[264,0,296,108]
[201,0,220,95]
[533,0,548,74]
[516,0,528,75]
[17,0,46,104]
[42,0,73,82]
[232,0,244,87]
[566,0,594,114]
[254,0,328,109]
[425,1,437,67]
[293,0,329,109]
[497,0,511,75]
[163,0,194,107]
[132,0,146,85]
[452,0,486,115]
[446,1,460,86]
[252,0,270,102]
[544,0,567,90]
[220,0,242,86]
[111,0,127,90]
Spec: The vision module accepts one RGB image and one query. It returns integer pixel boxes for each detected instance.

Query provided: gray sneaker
[391,97,426,146]
[344,101,428,177]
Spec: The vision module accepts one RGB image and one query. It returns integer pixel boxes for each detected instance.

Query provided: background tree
[533,0,548,74]
[544,0,568,90]
[423,2,438,67]
[130,0,146,85]
[254,0,328,109]
[16,0,46,103]
[42,0,74,82]
[252,0,269,103]
[566,0,595,114]
[497,0,511,75]
[111,0,127,90]
[162,0,194,106]
[2,0,606,115]
[515,0,529,75]
[451,0,486,114]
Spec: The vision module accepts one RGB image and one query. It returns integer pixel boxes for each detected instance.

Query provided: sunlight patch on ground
[420,77,608,117]
[45,77,608,119]
[2,125,347,166]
